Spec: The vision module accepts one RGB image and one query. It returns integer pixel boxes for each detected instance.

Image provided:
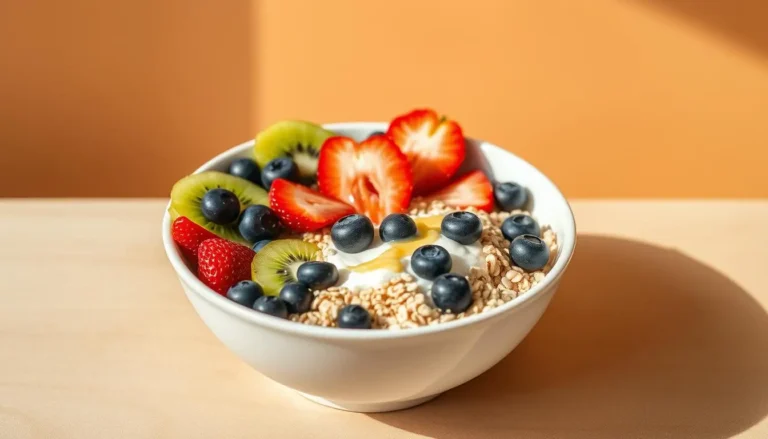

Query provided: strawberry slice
[269,178,355,232]
[197,238,255,295]
[171,216,217,266]
[317,135,413,224]
[387,108,465,195]
[421,170,494,212]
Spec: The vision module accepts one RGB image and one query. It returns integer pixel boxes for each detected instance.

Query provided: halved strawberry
[171,216,217,265]
[317,135,413,224]
[421,170,494,212]
[269,178,355,232]
[387,108,465,195]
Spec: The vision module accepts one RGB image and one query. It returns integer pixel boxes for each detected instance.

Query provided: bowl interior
[163,121,576,340]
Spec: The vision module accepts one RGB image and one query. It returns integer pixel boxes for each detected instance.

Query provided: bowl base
[299,392,440,413]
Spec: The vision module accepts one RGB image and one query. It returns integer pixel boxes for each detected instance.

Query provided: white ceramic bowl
[162,122,576,413]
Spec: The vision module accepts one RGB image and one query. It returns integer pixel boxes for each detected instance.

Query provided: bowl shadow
[369,234,768,438]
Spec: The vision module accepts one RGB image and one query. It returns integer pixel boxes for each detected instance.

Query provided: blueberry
[261,157,299,189]
[331,214,374,253]
[252,296,288,319]
[379,213,417,242]
[296,261,339,290]
[238,205,282,243]
[501,214,540,242]
[494,182,529,211]
[431,273,472,314]
[410,245,452,280]
[201,188,240,225]
[441,211,482,244]
[252,239,272,252]
[509,234,550,271]
[337,304,372,329]
[368,131,386,138]
[279,282,312,314]
[226,280,264,307]
[228,158,261,185]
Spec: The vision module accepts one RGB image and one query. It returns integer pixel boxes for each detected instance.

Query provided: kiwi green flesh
[251,239,320,296]
[170,171,268,245]
[253,120,335,183]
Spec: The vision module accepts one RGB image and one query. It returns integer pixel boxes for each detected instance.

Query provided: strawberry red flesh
[318,136,413,224]
[171,216,217,266]
[421,170,494,212]
[269,178,355,232]
[387,108,465,195]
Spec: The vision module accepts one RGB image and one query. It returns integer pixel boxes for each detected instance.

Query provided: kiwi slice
[170,171,268,244]
[252,239,320,296]
[253,120,335,184]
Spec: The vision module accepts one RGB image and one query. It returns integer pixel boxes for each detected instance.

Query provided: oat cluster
[299,200,559,329]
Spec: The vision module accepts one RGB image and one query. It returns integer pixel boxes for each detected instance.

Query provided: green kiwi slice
[253,120,335,184]
[251,239,320,296]
[170,171,268,244]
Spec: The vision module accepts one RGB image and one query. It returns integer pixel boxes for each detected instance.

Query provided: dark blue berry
[501,214,540,242]
[379,213,417,242]
[331,214,374,253]
[296,261,339,290]
[261,157,299,189]
[410,245,452,280]
[252,240,272,252]
[431,273,472,314]
[279,282,312,314]
[337,305,372,329]
[238,205,282,243]
[253,296,288,319]
[441,211,482,244]
[509,234,549,271]
[226,280,264,307]
[228,158,261,185]
[201,188,240,225]
[368,131,386,138]
[494,182,529,211]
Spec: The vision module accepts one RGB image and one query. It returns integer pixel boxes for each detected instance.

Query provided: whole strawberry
[197,238,255,295]
[171,216,217,265]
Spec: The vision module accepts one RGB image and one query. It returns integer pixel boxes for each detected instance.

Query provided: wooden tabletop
[1,200,767,439]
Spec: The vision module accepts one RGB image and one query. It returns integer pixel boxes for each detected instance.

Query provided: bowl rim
[162,121,577,341]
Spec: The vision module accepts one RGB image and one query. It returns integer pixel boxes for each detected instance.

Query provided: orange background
[1,0,766,198]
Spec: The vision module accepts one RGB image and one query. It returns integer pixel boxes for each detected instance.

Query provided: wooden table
[1,200,767,439]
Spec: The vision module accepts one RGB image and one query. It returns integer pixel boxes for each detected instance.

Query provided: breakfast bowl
[162,121,576,413]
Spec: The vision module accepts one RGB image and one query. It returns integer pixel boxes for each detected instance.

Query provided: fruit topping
[253,120,335,184]
[201,188,240,225]
[387,108,465,195]
[171,216,217,265]
[421,170,494,212]
[279,282,313,314]
[171,171,268,244]
[253,296,289,319]
[501,214,540,242]
[238,205,282,244]
[228,158,261,185]
[261,157,300,189]
[251,239,320,296]
[509,235,549,271]
[197,238,255,295]
[379,213,418,242]
[337,305,372,329]
[431,273,472,314]
[318,135,413,224]
[410,245,452,280]
[226,280,264,307]
[494,182,529,211]
[440,211,483,245]
[330,214,374,254]
[252,240,272,252]
[296,261,339,290]
[269,178,355,232]
[368,131,386,138]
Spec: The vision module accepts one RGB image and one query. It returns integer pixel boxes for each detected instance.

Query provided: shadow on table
[370,235,768,438]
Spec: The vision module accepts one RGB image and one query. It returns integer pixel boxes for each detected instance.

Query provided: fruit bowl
[161,122,576,412]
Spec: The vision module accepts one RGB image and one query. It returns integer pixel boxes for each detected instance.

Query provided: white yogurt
[326,233,483,292]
